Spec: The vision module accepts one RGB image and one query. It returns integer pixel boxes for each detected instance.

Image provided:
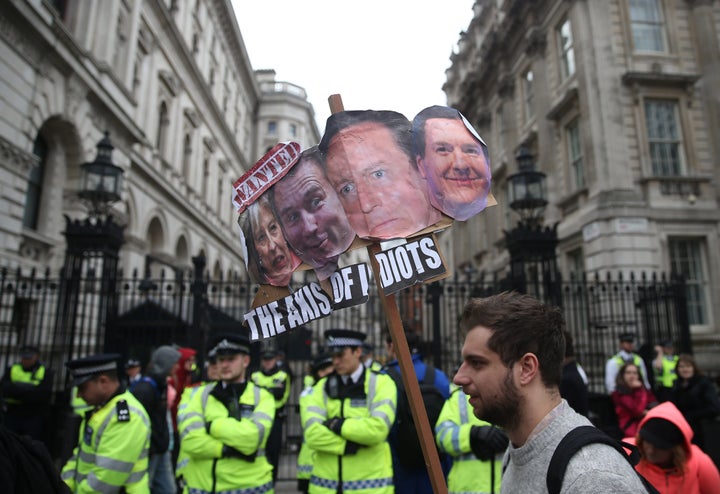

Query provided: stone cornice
[547,86,579,121]
[0,134,38,175]
[621,71,700,87]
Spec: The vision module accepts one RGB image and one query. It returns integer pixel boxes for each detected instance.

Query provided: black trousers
[266,414,284,483]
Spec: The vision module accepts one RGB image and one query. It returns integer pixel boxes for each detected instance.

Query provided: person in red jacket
[625,401,720,494]
[612,362,658,437]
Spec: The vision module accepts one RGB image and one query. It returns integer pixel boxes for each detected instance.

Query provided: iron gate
[0,260,691,479]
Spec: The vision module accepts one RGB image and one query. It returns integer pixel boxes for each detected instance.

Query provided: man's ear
[516,352,539,385]
[416,156,427,179]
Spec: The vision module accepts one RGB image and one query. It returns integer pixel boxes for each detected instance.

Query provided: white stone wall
[444,0,720,342]
[0,0,319,284]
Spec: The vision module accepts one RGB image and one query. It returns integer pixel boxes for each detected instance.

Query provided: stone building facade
[443,0,720,353]
[0,0,319,280]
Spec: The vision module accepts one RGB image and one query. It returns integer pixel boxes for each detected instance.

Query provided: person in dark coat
[671,353,720,451]
[560,331,590,417]
[131,345,181,494]
[0,410,70,494]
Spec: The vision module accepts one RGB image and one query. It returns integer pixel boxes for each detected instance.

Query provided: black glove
[324,417,345,435]
[344,440,362,455]
[470,425,509,461]
[221,445,256,462]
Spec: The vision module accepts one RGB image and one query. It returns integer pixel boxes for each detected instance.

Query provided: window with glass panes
[558,19,575,79]
[23,135,48,229]
[644,99,684,176]
[669,238,709,326]
[629,0,666,52]
[566,119,584,190]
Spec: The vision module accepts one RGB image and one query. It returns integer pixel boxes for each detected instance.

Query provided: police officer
[178,332,275,493]
[1,345,53,442]
[61,353,151,493]
[653,339,679,402]
[435,388,507,494]
[297,352,334,493]
[301,329,397,494]
[124,358,143,386]
[604,332,651,393]
[251,349,291,483]
[175,345,218,489]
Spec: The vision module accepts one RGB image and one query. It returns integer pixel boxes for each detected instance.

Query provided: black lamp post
[78,132,124,217]
[507,146,548,225]
[504,147,561,305]
[52,132,126,370]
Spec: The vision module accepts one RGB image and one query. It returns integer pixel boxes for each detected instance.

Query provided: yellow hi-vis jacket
[61,389,151,493]
[436,389,503,494]
[178,381,275,494]
[657,355,679,388]
[251,368,291,410]
[175,384,204,487]
[297,379,316,482]
[301,368,397,494]
[4,363,49,406]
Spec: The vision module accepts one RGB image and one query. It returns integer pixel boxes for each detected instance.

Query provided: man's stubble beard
[475,368,522,431]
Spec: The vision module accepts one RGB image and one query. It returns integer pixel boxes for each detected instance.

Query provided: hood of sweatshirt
[636,401,693,454]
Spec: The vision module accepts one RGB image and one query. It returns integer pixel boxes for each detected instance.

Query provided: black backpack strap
[547,426,626,494]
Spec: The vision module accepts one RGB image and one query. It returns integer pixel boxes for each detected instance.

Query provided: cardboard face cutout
[269,146,356,280]
[318,110,443,240]
[412,106,492,221]
[237,196,302,287]
[232,107,492,291]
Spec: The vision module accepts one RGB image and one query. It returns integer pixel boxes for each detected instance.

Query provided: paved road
[275,479,301,493]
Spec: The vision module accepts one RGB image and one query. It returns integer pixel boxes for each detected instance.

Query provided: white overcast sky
[231,0,475,134]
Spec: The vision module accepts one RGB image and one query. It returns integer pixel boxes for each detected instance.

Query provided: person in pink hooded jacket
[626,401,720,494]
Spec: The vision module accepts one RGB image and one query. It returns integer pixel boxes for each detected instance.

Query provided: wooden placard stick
[328,94,448,494]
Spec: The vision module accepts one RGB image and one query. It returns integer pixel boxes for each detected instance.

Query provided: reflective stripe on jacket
[179,381,275,493]
[297,384,315,481]
[302,369,397,494]
[61,390,150,493]
[436,389,502,494]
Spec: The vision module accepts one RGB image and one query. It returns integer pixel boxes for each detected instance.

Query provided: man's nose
[356,180,380,213]
[299,210,319,234]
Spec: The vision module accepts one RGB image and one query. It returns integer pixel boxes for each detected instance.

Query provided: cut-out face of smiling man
[413,105,492,221]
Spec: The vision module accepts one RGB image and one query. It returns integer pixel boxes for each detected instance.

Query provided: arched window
[23,135,48,229]
[156,101,169,154]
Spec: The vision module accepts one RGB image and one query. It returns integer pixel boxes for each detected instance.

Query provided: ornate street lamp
[78,132,124,217]
[503,146,560,305]
[507,146,547,225]
[53,131,126,369]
